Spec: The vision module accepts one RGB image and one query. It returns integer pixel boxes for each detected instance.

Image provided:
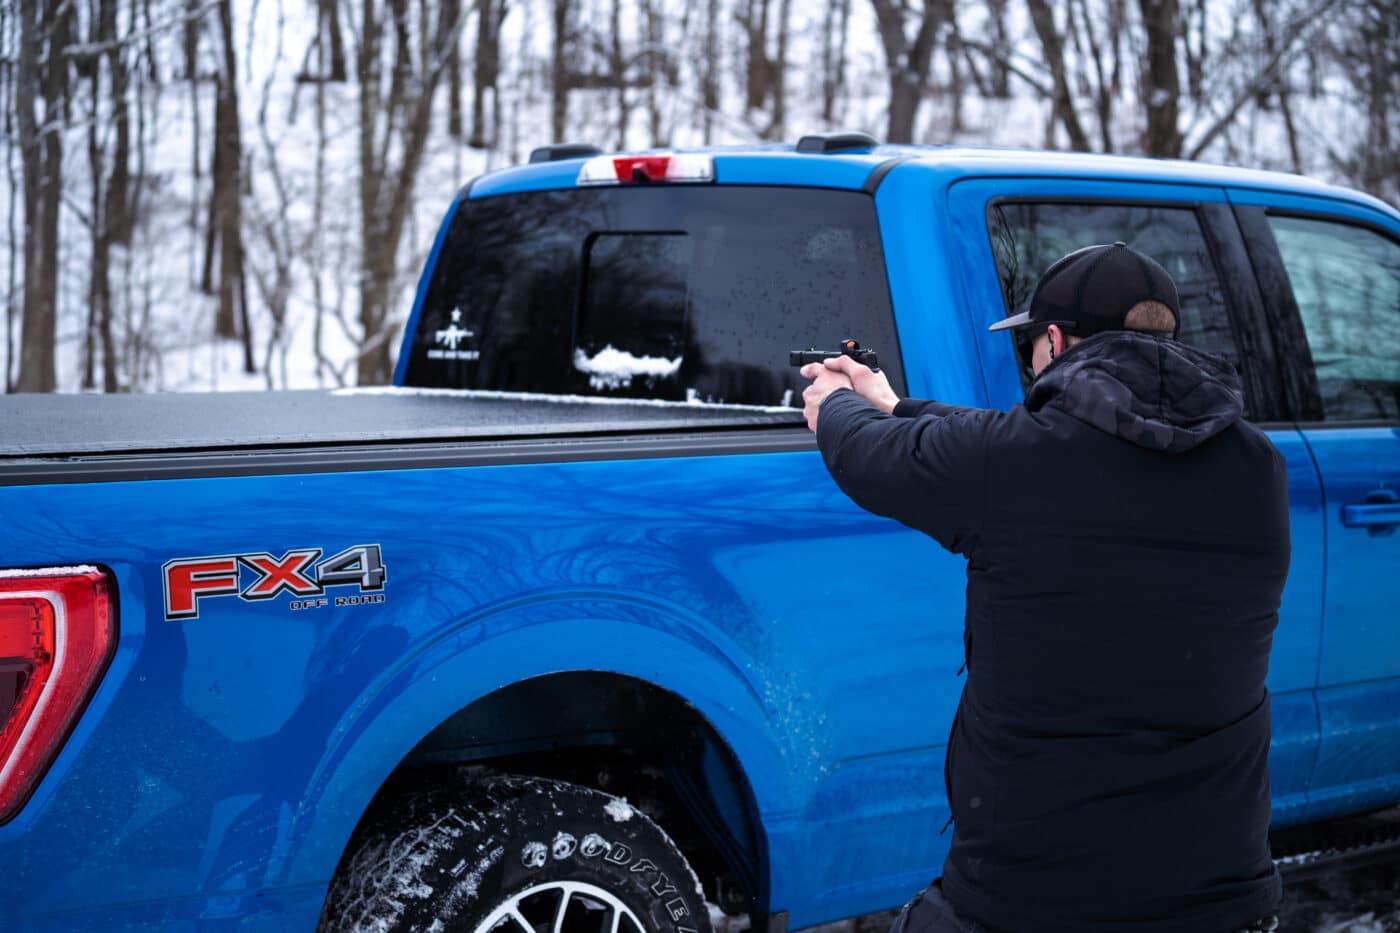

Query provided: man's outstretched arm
[802,357,990,556]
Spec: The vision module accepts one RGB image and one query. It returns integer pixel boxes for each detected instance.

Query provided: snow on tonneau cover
[400,184,908,407]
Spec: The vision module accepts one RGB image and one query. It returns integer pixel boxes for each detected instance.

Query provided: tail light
[0,567,115,822]
[577,153,715,185]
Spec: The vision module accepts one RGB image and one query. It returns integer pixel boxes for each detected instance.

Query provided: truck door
[944,178,1325,824]
[1230,190,1400,822]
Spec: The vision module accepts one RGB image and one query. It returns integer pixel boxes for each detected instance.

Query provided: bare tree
[3,4,20,390]
[701,0,719,142]
[80,0,132,392]
[551,0,576,140]
[249,0,298,388]
[470,0,509,149]
[1183,0,1341,160]
[16,0,71,392]
[356,0,469,383]
[641,0,669,144]
[320,0,347,80]
[870,0,951,143]
[201,0,251,376]
[1025,0,1092,151]
[1329,0,1399,199]
[1181,0,1207,104]
[183,0,203,235]
[445,0,464,138]
[1138,0,1182,156]
[1067,0,1125,151]
[1249,0,1303,171]
[820,0,853,124]
[610,0,628,146]
[983,0,1012,97]
[769,0,791,138]
[737,0,772,114]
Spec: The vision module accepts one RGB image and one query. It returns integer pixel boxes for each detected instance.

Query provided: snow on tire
[318,774,714,933]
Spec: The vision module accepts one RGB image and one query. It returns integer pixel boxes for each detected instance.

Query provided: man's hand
[821,355,901,413]
[800,362,853,432]
[800,355,902,432]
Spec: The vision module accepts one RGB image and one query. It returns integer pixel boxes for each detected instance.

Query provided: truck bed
[0,387,811,485]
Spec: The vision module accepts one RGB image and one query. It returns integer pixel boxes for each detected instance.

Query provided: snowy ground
[788,862,1400,933]
[1284,864,1400,932]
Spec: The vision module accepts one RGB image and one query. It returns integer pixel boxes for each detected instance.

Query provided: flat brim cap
[988,242,1180,336]
[988,311,1033,332]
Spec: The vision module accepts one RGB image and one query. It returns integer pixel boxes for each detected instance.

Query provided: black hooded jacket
[815,331,1290,933]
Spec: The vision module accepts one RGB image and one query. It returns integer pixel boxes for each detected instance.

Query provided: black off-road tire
[319,774,714,933]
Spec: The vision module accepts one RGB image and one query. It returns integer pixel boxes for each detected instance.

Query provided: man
[801,243,1288,933]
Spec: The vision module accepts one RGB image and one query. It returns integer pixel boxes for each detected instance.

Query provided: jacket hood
[1025,331,1245,453]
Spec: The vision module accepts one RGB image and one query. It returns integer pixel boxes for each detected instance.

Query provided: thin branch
[954,37,1054,97]
[63,0,218,62]
[1184,0,1347,161]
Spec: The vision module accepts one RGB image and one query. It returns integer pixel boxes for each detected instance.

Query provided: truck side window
[987,202,1240,393]
[1266,214,1400,422]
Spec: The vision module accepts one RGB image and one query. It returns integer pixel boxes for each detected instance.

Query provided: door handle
[1342,489,1400,529]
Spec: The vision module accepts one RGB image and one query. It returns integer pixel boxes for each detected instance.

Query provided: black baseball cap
[989,242,1180,337]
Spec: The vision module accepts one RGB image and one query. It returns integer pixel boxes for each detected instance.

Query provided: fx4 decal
[163,544,387,620]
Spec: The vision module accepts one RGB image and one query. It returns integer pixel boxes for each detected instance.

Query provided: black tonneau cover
[0,388,804,458]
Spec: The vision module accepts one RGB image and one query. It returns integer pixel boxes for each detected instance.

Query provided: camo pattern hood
[1025,330,1245,453]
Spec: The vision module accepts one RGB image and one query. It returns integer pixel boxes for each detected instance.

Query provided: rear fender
[273,595,791,891]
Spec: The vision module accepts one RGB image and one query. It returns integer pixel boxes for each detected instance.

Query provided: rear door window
[403,186,904,407]
[1266,214,1400,421]
[986,202,1241,381]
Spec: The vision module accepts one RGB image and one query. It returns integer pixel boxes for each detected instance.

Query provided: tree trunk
[16,0,69,393]
[1185,0,1207,104]
[984,0,1011,97]
[1250,0,1301,171]
[770,0,791,138]
[870,0,948,144]
[1071,0,1115,151]
[323,0,347,80]
[644,0,664,144]
[740,0,771,113]
[445,0,463,138]
[611,0,627,147]
[551,0,573,141]
[701,0,718,142]
[356,0,469,384]
[471,0,506,150]
[4,6,20,390]
[820,0,852,123]
[184,0,201,79]
[1138,0,1182,157]
[212,0,245,342]
[946,19,963,135]
[87,0,129,392]
[1024,0,1092,151]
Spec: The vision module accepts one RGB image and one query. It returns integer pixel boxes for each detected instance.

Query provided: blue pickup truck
[2,140,1399,932]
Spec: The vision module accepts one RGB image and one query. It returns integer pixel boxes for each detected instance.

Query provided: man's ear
[1047,324,1064,357]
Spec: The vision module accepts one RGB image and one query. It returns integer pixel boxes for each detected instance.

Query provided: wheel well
[367,672,768,919]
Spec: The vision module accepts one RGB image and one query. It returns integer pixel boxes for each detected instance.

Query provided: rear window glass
[402,186,904,406]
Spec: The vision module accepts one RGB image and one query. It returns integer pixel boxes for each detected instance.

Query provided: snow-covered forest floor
[794,863,1400,933]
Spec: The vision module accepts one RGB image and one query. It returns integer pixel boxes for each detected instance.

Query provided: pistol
[789,339,880,373]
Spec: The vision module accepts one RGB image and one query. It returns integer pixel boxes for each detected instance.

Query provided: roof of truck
[469,142,1399,219]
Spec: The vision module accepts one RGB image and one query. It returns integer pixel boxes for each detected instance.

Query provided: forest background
[3,0,1397,393]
